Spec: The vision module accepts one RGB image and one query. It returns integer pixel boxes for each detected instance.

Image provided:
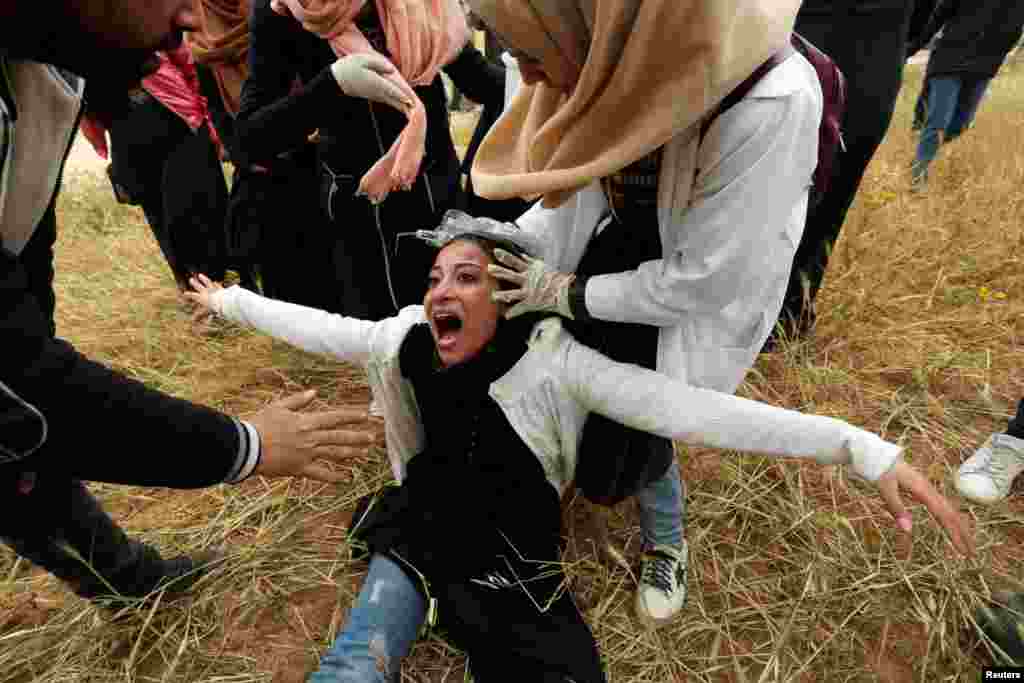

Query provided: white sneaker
[635,540,688,627]
[955,433,1024,504]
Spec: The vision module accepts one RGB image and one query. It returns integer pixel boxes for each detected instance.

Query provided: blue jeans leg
[913,76,962,181]
[308,554,426,683]
[636,459,685,549]
[946,77,991,141]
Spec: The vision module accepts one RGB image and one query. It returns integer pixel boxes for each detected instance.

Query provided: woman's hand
[184,273,223,321]
[331,53,414,113]
[876,459,974,556]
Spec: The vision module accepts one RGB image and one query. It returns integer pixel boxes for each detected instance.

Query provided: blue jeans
[308,554,425,683]
[913,75,991,181]
[637,459,685,549]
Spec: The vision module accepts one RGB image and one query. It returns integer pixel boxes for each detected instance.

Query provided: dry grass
[2,62,1024,682]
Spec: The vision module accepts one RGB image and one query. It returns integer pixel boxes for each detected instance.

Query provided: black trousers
[0,474,176,600]
[1005,400,1024,440]
[227,146,345,313]
[108,92,229,288]
[321,159,460,320]
[779,3,916,331]
[441,581,605,682]
[566,210,675,506]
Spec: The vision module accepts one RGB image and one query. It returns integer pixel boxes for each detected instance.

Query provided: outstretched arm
[1,245,372,488]
[187,275,379,366]
[563,338,972,555]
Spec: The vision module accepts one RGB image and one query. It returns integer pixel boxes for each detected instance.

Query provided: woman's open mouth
[432,312,463,349]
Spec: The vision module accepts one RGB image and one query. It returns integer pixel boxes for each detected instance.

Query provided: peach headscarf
[270,0,469,202]
[190,0,251,116]
[467,0,801,208]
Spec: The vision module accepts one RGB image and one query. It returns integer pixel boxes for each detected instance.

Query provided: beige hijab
[468,0,801,208]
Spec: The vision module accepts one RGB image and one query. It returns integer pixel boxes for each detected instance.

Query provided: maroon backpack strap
[700,40,797,141]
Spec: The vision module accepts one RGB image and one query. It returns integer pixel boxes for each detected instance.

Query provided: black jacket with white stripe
[0,57,255,487]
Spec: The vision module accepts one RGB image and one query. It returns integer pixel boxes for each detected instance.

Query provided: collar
[0,59,83,122]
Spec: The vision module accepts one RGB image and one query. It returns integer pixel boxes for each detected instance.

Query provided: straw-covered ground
[2,62,1024,682]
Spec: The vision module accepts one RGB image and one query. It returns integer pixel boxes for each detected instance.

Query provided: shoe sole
[634,596,680,629]
[953,477,1006,505]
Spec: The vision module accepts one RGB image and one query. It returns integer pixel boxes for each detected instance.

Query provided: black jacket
[235,0,507,318]
[236,0,503,178]
[0,59,252,487]
[794,1,942,56]
[916,0,1024,78]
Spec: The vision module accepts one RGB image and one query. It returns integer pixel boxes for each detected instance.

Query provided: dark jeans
[1,475,176,600]
[912,75,991,181]
[778,2,915,332]
[108,92,229,289]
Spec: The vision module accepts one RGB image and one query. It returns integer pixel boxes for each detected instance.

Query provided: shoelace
[640,551,677,595]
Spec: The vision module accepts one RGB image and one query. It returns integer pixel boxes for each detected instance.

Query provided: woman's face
[423,241,504,367]
[479,12,582,93]
[469,1,588,94]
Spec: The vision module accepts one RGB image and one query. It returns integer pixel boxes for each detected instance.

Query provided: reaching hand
[246,390,379,483]
[184,273,223,322]
[488,248,576,319]
[331,53,414,113]
[876,460,974,556]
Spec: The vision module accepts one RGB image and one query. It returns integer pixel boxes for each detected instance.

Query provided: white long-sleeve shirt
[210,286,900,494]
[515,52,823,393]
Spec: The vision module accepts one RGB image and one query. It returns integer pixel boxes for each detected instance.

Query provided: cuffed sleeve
[225,419,262,483]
